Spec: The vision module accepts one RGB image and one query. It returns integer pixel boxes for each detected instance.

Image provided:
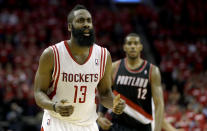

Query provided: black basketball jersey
[112,58,153,127]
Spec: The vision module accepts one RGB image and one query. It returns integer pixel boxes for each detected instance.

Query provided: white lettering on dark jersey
[139,78,145,87]
[123,76,128,85]
[135,78,140,87]
[117,75,122,85]
[116,75,149,87]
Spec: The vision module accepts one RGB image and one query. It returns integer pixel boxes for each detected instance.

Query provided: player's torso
[113,58,153,115]
[47,40,107,125]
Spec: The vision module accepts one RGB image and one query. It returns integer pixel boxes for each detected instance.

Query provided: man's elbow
[155,98,164,110]
[34,89,42,107]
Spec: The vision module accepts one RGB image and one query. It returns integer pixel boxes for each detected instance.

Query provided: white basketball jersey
[46,40,108,126]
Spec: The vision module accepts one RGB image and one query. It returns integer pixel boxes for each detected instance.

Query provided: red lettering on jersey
[68,74,73,82]
[79,73,84,82]
[90,74,93,82]
[94,74,98,82]
[85,74,89,82]
[62,72,68,82]
[61,72,99,83]
[74,74,78,82]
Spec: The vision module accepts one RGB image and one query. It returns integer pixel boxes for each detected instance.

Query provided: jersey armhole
[50,46,57,80]
[149,64,153,83]
[99,48,107,81]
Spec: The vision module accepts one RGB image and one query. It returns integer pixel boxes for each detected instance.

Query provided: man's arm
[162,119,185,131]
[97,51,125,113]
[151,65,164,131]
[97,60,120,130]
[34,47,54,111]
[97,50,114,109]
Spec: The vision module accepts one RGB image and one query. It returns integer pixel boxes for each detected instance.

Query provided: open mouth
[130,50,136,53]
[83,30,90,36]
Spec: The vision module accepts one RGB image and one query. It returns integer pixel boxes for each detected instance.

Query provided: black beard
[72,25,95,47]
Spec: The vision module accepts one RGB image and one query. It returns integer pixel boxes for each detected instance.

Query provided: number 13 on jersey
[74,85,87,103]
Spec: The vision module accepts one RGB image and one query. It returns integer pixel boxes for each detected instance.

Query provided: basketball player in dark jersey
[98,33,164,131]
[97,33,184,131]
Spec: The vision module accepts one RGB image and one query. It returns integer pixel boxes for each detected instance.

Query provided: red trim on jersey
[102,48,106,77]
[149,64,153,83]
[41,127,44,131]
[100,48,103,80]
[113,90,153,120]
[51,46,57,79]
[49,45,60,99]
[48,80,54,89]
[112,60,121,83]
[64,40,93,65]
[125,59,147,73]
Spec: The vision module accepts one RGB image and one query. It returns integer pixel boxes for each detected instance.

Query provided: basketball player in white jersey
[34,5,125,131]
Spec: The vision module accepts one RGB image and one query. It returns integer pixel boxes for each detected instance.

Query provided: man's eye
[78,19,84,23]
[87,19,92,23]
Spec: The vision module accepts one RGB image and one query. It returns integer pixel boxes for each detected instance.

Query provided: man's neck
[69,38,90,55]
[126,57,143,70]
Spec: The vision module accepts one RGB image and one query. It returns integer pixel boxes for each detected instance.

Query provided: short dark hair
[67,4,88,24]
[124,33,140,43]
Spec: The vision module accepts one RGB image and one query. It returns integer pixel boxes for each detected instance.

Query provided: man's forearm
[99,91,114,109]
[34,90,54,111]
[162,119,176,131]
[154,102,164,131]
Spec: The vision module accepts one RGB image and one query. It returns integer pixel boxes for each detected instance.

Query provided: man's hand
[54,99,74,117]
[97,116,113,130]
[113,94,125,115]
[176,129,185,131]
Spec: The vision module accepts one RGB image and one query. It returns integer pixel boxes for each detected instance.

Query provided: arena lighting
[113,0,142,3]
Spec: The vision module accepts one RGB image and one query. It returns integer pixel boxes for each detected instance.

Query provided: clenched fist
[54,99,74,117]
[112,94,125,115]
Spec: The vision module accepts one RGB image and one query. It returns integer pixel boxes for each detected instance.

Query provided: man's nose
[131,43,136,48]
[83,21,90,28]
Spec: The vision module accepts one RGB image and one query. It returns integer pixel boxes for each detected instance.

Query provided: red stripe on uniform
[48,80,54,89]
[51,46,57,79]
[49,45,60,99]
[84,46,93,64]
[113,90,153,120]
[102,48,106,77]
[125,59,147,73]
[64,40,93,65]
[99,48,103,80]
[41,127,44,131]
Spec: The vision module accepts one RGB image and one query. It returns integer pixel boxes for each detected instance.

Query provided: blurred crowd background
[0,0,207,130]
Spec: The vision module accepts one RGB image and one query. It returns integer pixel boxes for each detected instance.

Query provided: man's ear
[123,44,126,52]
[140,44,143,51]
[68,23,72,32]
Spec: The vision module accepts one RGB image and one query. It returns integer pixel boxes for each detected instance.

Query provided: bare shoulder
[150,64,161,85]
[38,46,54,71]
[112,60,121,71]
[112,60,120,67]
[151,64,161,77]
[105,49,112,65]
[41,47,54,61]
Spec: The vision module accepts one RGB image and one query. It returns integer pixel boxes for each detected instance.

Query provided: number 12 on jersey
[137,88,147,100]
[74,85,87,103]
